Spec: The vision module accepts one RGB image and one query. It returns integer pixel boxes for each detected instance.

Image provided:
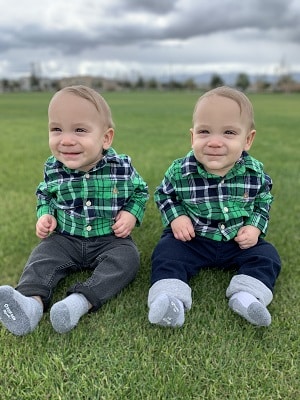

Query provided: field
[0,90,299,399]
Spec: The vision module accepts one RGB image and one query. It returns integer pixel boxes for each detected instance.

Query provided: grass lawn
[0,90,299,399]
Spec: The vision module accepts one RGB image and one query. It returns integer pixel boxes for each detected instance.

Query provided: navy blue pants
[151,229,281,292]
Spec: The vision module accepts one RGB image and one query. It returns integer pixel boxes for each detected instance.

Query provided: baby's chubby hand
[36,214,57,239]
[234,225,261,249]
[112,210,136,238]
[171,215,195,242]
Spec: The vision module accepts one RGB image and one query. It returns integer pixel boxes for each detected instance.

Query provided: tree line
[1,71,299,93]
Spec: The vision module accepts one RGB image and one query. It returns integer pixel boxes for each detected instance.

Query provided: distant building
[58,75,121,91]
[19,77,31,91]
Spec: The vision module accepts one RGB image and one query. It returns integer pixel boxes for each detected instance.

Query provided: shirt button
[223,207,229,213]
[86,200,92,207]
[85,173,90,179]
[86,226,92,231]
[220,224,225,230]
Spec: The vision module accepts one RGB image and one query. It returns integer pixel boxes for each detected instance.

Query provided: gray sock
[50,293,89,333]
[148,294,184,327]
[0,285,43,336]
[229,296,271,327]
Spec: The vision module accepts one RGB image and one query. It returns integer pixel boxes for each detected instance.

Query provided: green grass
[0,90,299,399]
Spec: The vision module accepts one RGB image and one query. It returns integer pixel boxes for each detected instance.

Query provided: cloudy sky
[1,0,300,81]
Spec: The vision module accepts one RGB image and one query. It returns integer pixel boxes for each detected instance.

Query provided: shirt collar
[100,147,121,166]
[181,150,261,178]
[50,147,121,174]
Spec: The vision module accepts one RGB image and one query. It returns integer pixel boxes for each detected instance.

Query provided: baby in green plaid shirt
[148,86,281,328]
[0,85,148,336]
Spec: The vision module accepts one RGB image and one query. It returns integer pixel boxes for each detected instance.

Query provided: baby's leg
[0,286,43,336]
[227,240,281,327]
[66,236,140,311]
[226,275,273,327]
[148,279,192,327]
[50,236,140,333]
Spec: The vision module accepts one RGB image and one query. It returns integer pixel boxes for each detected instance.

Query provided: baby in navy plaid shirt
[148,86,281,328]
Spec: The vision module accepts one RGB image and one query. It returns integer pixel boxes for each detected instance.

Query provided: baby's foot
[229,291,271,327]
[0,286,43,336]
[50,293,89,333]
[148,294,184,327]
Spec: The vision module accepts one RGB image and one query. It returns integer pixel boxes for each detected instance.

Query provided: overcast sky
[1,0,300,80]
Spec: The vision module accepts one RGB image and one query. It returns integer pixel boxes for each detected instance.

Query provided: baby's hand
[36,214,57,239]
[171,215,195,242]
[234,225,261,249]
[112,210,136,238]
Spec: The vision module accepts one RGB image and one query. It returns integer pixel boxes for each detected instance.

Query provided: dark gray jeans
[16,233,140,311]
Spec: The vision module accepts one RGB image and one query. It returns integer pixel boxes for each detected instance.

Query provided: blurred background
[1,0,300,92]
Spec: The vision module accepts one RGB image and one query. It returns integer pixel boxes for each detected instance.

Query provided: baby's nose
[60,133,75,145]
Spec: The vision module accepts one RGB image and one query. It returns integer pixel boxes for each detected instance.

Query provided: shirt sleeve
[244,172,273,236]
[154,162,187,227]
[36,167,56,218]
[122,166,149,225]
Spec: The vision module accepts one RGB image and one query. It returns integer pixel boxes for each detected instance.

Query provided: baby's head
[190,86,257,176]
[193,86,255,131]
[48,85,115,172]
[52,85,115,130]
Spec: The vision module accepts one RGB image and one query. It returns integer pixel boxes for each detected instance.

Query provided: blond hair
[193,86,255,130]
[53,85,115,129]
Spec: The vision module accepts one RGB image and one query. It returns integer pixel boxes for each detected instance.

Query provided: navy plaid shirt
[154,151,273,241]
[36,148,149,237]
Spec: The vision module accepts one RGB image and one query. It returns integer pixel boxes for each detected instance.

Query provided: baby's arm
[234,225,261,249]
[171,215,195,242]
[242,170,273,244]
[112,210,137,238]
[36,214,57,239]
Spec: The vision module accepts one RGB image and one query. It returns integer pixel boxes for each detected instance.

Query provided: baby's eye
[50,127,61,132]
[198,129,209,135]
[75,128,86,134]
[224,130,236,135]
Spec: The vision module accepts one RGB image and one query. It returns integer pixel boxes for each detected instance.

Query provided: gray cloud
[0,0,299,78]
[161,0,299,41]
[112,0,177,14]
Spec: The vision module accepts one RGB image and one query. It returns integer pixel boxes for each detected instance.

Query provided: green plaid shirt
[36,148,149,237]
[154,151,273,241]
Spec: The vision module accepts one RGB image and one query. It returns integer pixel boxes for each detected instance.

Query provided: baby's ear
[244,130,256,151]
[190,128,194,146]
[103,128,114,149]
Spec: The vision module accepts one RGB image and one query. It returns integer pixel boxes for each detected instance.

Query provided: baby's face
[48,92,113,172]
[190,95,256,176]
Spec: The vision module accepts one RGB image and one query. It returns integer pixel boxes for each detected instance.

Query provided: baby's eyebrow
[194,123,210,129]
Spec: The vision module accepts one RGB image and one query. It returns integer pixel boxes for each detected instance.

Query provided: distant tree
[119,79,132,89]
[147,78,158,89]
[210,74,224,88]
[276,74,295,92]
[50,80,60,91]
[235,73,250,91]
[184,78,197,90]
[168,79,183,90]
[2,79,10,91]
[255,78,271,92]
[93,78,103,89]
[135,76,145,89]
